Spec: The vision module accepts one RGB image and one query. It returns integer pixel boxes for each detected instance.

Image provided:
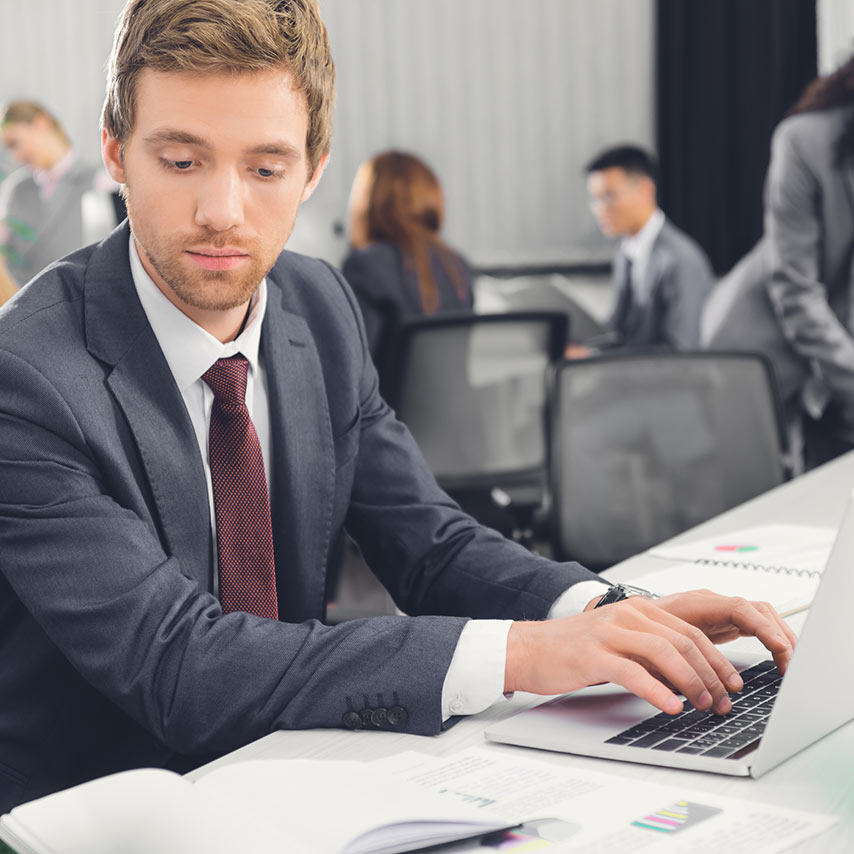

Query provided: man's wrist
[504,621,539,694]
[593,583,659,609]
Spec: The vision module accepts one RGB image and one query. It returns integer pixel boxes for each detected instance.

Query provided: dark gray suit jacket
[0,223,593,811]
[703,106,854,415]
[342,241,474,365]
[609,218,715,351]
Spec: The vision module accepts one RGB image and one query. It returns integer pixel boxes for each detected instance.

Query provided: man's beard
[128,211,276,312]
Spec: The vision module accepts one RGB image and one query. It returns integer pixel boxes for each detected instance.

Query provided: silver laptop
[485,491,854,778]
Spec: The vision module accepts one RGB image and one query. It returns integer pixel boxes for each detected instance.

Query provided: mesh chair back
[549,352,788,569]
[384,312,568,491]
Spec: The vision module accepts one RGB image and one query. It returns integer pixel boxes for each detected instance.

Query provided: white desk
[192,452,854,851]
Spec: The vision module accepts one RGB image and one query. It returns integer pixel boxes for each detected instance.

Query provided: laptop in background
[484,490,854,778]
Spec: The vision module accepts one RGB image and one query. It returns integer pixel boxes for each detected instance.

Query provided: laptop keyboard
[605,660,782,759]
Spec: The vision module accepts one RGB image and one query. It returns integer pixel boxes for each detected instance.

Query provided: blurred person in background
[342,150,473,368]
[0,257,16,307]
[572,145,714,357]
[0,100,118,289]
[703,53,854,470]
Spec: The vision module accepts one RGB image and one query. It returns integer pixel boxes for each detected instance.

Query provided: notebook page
[629,561,820,616]
[646,524,835,575]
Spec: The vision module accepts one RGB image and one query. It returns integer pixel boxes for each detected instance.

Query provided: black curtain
[657,0,817,275]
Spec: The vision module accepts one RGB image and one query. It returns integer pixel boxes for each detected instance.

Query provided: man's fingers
[641,604,743,708]
[654,590,797,674]
[603,623,727,713]
[507,589,797,711]
[728,598,796,672]
[602,655,684,715]
[602,600,742,711]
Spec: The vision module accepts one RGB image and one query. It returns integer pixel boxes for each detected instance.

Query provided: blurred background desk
[191,451,854,852]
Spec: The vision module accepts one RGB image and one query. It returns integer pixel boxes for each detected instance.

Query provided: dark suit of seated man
[577,145,714,355]
[0,0,795,813]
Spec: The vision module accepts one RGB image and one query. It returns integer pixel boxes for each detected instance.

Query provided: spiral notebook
[635,524,837,616]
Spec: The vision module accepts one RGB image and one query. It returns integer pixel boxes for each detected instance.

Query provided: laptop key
[630,732,671,748]
[651,739,691,751]
[734,710,766,722]
[719,731,757,748]
[701,745,738,758]
[621,722,659,738]
[659,720,692,734]
[604,734,636,745]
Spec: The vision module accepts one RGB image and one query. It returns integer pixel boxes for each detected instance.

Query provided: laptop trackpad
[491,684,660,749]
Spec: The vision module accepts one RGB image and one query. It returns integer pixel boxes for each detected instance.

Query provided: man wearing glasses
[579,145,714,355]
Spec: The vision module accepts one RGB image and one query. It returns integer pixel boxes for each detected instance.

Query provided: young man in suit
[0,0,794,811]
[583,145,715,352]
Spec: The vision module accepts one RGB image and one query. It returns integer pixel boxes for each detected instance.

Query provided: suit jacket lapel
[83,225,213,592]
[262,274,336,622]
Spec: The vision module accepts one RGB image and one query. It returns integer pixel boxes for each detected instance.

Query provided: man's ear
[301,152,329,203]
[101,128,127,185]
[641,175,657,205]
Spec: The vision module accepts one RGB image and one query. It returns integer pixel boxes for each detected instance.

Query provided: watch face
[622,584,658,599]
[595,583,657,608]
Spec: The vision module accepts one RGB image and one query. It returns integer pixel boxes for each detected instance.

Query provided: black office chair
[383,311,569,547]
[548,351,789,570]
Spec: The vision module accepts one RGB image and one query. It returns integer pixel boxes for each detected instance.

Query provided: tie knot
[202,355,249,407]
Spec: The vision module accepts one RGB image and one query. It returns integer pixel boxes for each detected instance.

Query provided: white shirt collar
[128,235,266,392]
[621,208,665,263]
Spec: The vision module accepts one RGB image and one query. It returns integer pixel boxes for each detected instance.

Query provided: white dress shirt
[128,235,607,720]
[620,207,666,304]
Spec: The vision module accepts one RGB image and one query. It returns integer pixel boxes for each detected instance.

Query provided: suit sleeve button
[387,705,408,727]
[370,707,388,727]
[342,711,362,730]
[359,708,374,726]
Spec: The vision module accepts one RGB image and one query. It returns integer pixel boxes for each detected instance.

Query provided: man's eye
[257,167,279,178]
[173,160,193,170]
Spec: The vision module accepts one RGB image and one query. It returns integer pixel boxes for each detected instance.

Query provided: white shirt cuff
[547,579,611,618]
[441,620,512,720]
[440,580,611,721]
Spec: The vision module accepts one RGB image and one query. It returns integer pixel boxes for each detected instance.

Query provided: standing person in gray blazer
[0,101,118,288]
[703,54,854,468]
[0,0,795,813]
[577,145,714,355]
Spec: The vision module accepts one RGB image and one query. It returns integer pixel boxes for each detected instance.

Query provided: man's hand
[505,590,796,716]
[564,344,592,359]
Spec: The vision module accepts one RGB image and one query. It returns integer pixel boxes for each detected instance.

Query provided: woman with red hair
[343,150,473,366]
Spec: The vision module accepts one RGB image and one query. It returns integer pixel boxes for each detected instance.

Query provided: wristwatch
[594,582,659,608]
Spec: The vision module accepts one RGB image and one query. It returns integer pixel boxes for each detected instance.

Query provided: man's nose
[195,168,245,232]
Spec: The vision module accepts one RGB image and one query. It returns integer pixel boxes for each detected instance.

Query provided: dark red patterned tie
[202,355,278,619]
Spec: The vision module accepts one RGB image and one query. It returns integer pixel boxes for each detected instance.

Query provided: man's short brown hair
[102,0,335,173]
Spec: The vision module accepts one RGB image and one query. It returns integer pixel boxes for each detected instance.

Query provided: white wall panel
[297,0,655,266]
[0,0,654,268]
[817,0,854,74]
[0,0,126,175]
